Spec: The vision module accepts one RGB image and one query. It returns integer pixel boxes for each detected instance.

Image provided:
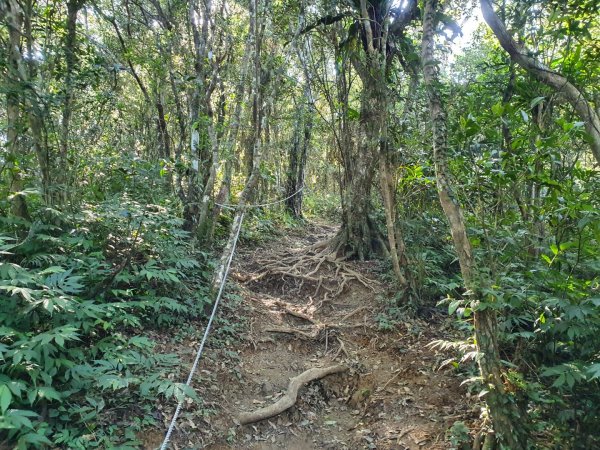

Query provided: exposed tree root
[237,365,348,425]
[279,306,317,324]
[332,337,348,360]
[264,305,371,342]
[340,306,368,323]
[264,326,322,340]
[245,241,378,304]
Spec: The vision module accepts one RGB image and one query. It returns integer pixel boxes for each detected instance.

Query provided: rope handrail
[159,184,306,449]
[159,211,245,450]
[215,186,305,210]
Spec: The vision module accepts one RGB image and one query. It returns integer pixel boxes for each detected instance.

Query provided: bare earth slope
[150,223,473,449]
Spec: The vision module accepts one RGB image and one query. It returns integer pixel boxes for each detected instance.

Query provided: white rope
[159,212,245,450]
[215,186,305,210]
[159,186,305,448]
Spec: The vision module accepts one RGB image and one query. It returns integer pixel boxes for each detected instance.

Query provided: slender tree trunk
[212,35,253,226]
[4,0,51,204]
[183,0,214,232]
[422,0,526,448]
[286,114,303,217]
[379,151,406,285]
[285,87,311,218]
[58,0,84,205]
[5,85,29,220]
[197,122,219,231]
[155,92,171,161]
[284,16,314,219]
[4,0,28,219]
[212,0,267,288]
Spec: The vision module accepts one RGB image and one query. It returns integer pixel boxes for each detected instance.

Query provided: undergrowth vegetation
[431,162,600,446]
[0,195,214,448]
[375,124,600,447]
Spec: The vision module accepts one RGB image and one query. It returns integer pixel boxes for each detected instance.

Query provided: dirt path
[154,223,473,449]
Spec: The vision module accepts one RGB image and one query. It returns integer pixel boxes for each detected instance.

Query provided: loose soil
[147,223,477,449]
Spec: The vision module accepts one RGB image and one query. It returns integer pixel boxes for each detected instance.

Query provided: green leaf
[552,374,566,388]
[18,432,52,446]
[530,96,545,108]
[0,385,12,413]
[587,364,600,380]
[491,102,504,116]
[7,189,41,200]
[0,286,34,302]
[448,300,461,315]
[4,409,37,430]
[346,107,360,121]
[37,386,62,402]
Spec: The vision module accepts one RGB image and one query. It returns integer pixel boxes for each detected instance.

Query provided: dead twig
[380,369,403,392]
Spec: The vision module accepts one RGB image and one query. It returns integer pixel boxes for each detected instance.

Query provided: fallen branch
[380,368,403,392]
[238,365,348,425]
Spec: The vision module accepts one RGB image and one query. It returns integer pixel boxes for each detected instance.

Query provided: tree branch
[480,0,600,166]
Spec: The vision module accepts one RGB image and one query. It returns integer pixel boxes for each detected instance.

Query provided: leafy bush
[0,196,212,448]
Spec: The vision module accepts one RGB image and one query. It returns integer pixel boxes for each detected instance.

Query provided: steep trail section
[166,223,473,449]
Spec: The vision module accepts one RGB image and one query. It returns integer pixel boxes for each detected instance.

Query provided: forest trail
[157,223,472,449]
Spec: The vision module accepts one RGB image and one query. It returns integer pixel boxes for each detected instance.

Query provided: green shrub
[0,196,212,448]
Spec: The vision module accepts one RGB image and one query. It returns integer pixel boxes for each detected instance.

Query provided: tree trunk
[4,0,28,219]
[5,81,29,220]
[421,0,526,448]
[211,34,253,228]
[4,0,51,204]
[480,0,600,166]
[183,0,219,233]
[331,60,384,259]
[285,88,311,218]
[333,1,403,261]
[379,151,406,285]
[58,0,84,205]
[212,0,267,288]
[155,93,171,161]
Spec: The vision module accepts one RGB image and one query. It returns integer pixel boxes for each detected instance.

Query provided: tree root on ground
[263,326,322,340]
[331,337,348,360]
[264,305,371,342]
[237,365,348,425]
[245,243,378,303]
[340,306,369,323]
[273,300,317,324]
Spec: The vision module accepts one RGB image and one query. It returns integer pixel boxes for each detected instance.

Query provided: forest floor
[144,222,476,449]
